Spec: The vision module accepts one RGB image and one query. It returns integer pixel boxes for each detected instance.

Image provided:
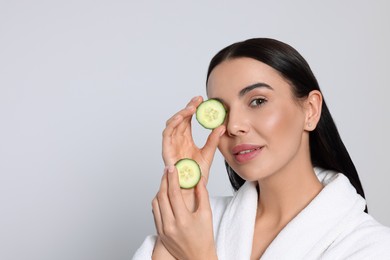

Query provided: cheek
[258,109,287,133]
[217,137,231,160]
[259,105,304,140]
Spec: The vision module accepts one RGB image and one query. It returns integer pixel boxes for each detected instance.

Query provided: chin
[231,162,276,182]
[232,168,267,182]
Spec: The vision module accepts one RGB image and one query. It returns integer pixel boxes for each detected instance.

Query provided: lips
[232,144,263,163]
[236,148,260,155]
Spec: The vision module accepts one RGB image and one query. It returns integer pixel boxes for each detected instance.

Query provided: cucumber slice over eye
[196,99,226,129]
[175,158,202,189]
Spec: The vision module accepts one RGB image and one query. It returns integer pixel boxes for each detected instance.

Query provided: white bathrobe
[132,168,390,259]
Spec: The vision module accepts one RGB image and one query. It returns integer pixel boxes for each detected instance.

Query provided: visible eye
[249,98,267,107]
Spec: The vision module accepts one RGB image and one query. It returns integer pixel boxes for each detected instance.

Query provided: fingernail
[168,165,175,173]
[191,96,199,102]
[186,105,194,110]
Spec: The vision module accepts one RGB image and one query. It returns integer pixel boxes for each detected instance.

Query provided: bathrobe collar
[215,168,366,259]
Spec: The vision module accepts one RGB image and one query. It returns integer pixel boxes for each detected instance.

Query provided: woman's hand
[162,96,226,186]
[152,166,218,260]
[151,96,224,259]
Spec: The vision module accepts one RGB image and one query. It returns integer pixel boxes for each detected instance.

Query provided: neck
[256,162,323,226]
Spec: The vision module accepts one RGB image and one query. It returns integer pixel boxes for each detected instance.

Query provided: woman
[133,38,390,259]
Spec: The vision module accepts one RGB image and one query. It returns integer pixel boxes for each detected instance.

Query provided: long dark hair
[206,38,366,208]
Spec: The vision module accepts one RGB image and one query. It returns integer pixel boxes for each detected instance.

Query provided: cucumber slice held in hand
[175,158,202,189]
[196,99,226,129]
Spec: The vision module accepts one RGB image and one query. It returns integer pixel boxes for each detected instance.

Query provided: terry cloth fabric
[132,168,390,259]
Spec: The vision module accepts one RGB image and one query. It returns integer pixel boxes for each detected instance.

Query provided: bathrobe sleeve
[131,235,157,260]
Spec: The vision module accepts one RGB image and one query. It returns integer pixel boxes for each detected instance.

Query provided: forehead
[207,57,290,97]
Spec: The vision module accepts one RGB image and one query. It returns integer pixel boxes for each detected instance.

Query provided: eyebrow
[210,82,273,105]
[239,82,273,97]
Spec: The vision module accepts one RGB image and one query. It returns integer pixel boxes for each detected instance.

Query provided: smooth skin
[152,57,324,259]
[152,96,224,259]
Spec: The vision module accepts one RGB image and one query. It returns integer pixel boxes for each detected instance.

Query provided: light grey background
[0,1,389,259]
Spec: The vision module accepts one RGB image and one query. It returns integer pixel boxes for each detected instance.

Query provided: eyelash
[249,98,267,108]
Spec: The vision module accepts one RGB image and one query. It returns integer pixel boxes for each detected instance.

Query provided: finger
[164,111,184,128]
[156,169,175,222]
[202,125,226,162]
[186,96,203,110]
[162,96,203,143]
[162,115,184,165]
[164,96,202,128]
[152,172,169,235]
[166,165,188,217]
[195,176,212,212]
[176,96,203,135]
[162,105,196,142]
[175,105,196,135]
[152,196,163,235]
[163,114,184,139]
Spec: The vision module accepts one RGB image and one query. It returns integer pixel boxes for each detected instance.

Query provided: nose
[226,108,250,137]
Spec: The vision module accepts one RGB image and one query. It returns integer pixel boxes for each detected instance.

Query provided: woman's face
[207,57,309,181]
